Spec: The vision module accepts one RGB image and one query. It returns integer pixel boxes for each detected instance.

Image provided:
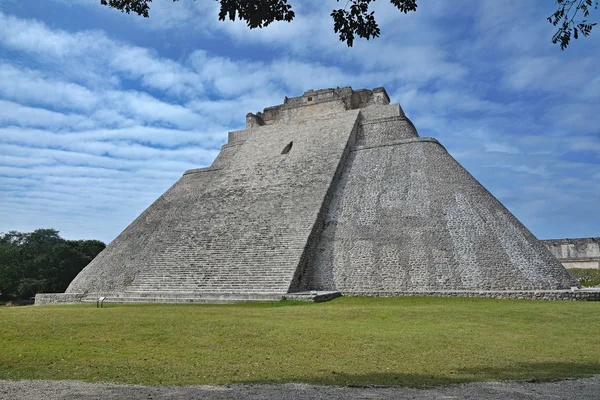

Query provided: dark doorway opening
[281,141,293,155]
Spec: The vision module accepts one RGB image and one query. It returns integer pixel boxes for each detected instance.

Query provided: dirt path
[1,376,600,400]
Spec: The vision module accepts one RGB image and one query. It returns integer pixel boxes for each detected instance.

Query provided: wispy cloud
[0,1,598,242]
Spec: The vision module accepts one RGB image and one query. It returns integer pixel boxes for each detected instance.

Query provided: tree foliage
[100,0,596,49]
[330,0,417,47]
[548,0,598,49]
[0,229,105,300]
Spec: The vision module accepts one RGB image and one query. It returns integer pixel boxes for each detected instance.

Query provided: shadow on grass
[231,361,600,388]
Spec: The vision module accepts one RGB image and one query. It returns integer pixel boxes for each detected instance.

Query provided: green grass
[1,297,599,387]
[569,268,600,287]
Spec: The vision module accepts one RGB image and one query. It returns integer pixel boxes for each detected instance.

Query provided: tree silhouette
[100,0,596,49]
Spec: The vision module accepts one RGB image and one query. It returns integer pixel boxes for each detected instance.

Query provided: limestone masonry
[36,87,598,304]
[541,238,600,269]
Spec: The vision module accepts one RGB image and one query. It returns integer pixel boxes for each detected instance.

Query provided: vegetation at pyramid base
[0,229,105,300]
[568,268,600,287]
[100,0,597,49]
[2,297,600,386]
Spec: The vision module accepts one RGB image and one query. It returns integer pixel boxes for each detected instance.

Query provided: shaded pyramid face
[293,133,578,293]
[66,87,579,297]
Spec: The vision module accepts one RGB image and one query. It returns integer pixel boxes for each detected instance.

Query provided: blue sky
[0,0,598,244]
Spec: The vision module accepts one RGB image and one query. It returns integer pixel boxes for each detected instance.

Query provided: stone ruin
[36,87,600,304]
[542,238,600,269]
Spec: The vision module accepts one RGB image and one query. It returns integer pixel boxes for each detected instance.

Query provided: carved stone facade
[37,87,595,304]
[542,238,600,269]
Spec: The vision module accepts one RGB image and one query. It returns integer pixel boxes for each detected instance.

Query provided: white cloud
[0,63,98,111]
[0,2,599,243]
[0,100,94,130]
[484,142,520,154]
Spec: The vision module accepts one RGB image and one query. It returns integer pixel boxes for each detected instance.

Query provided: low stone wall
[283,291,341,303]
[564,260,600,269]
[35,293,86,305]
[34,291,343,305]
[344,290,600,301]
[35,290,600,304]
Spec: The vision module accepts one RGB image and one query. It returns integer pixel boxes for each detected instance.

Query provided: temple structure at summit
[36,87,599,304]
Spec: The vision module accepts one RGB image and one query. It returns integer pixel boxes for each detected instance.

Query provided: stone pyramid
[38,87,591,304]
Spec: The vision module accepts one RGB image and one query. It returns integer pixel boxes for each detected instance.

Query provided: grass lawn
[1,297,599,387]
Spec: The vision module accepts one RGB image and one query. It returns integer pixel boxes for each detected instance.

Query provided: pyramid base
[343,289,600,301]
[34,291,342,305]
[34,289,600,305]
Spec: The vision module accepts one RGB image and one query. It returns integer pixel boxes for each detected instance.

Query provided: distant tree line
[0,229,105,300]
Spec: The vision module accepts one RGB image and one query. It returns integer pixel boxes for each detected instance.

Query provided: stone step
[129,278,290,282]
[127,283,290,289]
[130,280,280,282]
[130,275,292,280]
[125,262,297,293]
[127,282,289,286]
[154,276,287,277]
[77,291,341,304]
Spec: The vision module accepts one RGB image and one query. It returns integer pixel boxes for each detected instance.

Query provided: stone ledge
[35,293,86,305]
[352,137,445,152]
[221,141,246,149]
[359,115,409,126]
[34,291,342,305]
[282,291,341,303]
[182,167,223,176]
[342,290,600,301]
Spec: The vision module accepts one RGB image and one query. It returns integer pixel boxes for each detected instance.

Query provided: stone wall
[35,293,86,305]
[542,238,600,269]
[67,108,361,294]
[251,87,390,126]
[344,290,600,301]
